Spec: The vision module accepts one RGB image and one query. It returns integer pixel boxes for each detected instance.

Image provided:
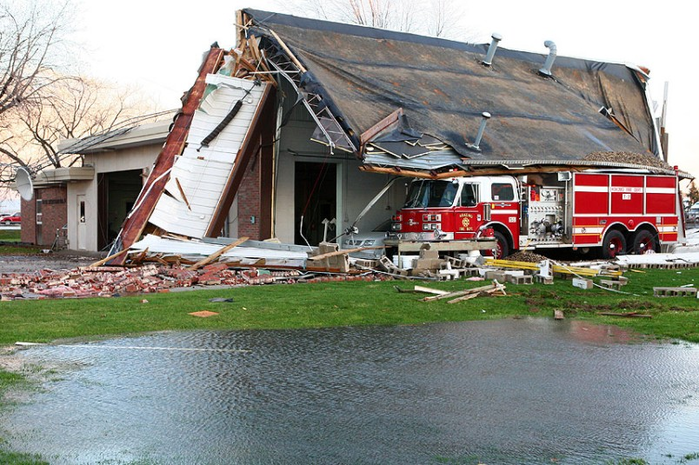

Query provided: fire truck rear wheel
[602,230,627,259]
[631,230,657,255]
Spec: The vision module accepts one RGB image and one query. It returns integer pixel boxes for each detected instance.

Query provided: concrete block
[600,279,621,290]
[485,270,506,282]
[653,287,697,297]
[507,274,533,285]
[572,278,593,290]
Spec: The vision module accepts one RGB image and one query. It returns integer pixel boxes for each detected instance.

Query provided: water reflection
[3,319,698,464]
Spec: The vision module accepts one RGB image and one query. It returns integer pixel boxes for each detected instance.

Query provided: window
[491,183,514,201]
[460,184,478,206]
[79,200,86,223]
[404,180,459,208]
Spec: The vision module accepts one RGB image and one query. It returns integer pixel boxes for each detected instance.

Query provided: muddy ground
[0,250,106,274]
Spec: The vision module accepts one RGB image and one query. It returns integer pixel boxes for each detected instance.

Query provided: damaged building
[25,9,686,265]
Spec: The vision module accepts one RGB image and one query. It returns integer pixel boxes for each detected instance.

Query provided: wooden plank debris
[413,285,450,295]
[89,248,129,268]
[190,236,249,271]
[598,312,652,318]
[422,281,505,302]
[447,282,506,304]
[308,245,386,261]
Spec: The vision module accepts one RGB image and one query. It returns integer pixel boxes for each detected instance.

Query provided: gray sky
[73,0,698,181]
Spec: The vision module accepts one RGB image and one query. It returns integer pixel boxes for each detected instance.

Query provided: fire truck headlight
[422,223,442,231]
[391,223,402,231]
[422,214,442,222]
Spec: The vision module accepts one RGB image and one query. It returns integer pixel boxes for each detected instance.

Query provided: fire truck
[388,170,684,259]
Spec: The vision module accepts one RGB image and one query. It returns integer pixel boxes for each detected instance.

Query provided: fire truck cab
[390,170,683,259]
[390,175,520,258]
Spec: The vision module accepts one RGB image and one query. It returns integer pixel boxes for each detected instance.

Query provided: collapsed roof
[243,9,672,176]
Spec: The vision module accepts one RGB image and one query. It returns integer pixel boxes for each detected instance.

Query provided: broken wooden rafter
[358,165,440,180]
[422,281,505,302]
[307,245,387,261]
[413,285,450,296]
[190,236,250,271]
[174,178,192,211]
[90,248,129,268]
[245,35,276,85]
[268,28,307,73]
[359,108,404,156]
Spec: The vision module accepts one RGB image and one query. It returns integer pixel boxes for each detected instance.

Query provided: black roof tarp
[245,9,658,162]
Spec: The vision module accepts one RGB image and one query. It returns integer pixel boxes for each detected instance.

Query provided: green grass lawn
[0,229,41,254]
[1,267,697,345]
[0,229,20,242]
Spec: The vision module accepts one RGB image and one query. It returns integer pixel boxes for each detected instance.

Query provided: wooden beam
[268,28,307,73]
[422,281,502,302]
[360,108,404,147]
[307,245,386,261]
[111,46,224,265]
[190,236,250,271]
[413,285,450,296]
[236,10,248,49]
[359,165,439,179]
[90,248,128,267]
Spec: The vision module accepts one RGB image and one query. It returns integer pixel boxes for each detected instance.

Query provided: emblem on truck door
[459,213,472,231]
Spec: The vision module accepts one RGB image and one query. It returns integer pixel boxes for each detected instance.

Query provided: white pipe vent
[482,33,502,66]
[539,40,557,76]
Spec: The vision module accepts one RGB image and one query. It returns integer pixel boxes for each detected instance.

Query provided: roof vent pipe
[466,112,491,152]
[539,40,557,76]
[482,33,502,66]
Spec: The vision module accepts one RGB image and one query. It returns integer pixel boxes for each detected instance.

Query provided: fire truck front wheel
[490,231,509,259]
[602,230,627,259]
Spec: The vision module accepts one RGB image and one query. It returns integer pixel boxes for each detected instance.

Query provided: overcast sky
[72,0,698,181]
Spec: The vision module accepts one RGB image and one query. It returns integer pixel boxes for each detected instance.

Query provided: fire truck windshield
[403,180,458,208]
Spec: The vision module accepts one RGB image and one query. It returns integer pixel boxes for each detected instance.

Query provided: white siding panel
[150,74,267,238]
[130,234,307,267]
[149,195,211,238]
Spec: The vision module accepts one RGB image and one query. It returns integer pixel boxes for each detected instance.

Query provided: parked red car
[0,212,21,224]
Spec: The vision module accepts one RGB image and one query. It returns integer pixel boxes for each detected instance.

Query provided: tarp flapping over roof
[244,9,659,164]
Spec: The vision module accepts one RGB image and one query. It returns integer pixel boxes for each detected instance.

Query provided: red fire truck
[389,170,684,259]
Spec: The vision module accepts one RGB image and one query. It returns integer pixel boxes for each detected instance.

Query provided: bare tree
[0,1,165,186]
[0,0,73,180]
[296,0,465,38]
[0,0,72,116]
[18,76,160,169]
[0,75,164,183]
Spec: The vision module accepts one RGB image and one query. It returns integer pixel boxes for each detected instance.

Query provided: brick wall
[20,185,67,246]
[237,156,262,239]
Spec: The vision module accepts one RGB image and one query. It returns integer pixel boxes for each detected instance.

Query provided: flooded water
[2,319,699,464]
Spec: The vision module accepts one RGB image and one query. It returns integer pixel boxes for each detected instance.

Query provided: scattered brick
[0,263,382,301]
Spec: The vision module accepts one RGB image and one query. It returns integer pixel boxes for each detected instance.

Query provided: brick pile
[0,263,386,301]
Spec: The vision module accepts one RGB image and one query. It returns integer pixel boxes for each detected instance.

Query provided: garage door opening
[97,170,143,250]
[294,162,337,246]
